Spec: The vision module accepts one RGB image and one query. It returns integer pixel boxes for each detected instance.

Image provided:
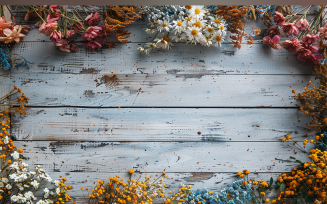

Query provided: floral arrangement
[82,170,167,204]
[136,5,266,54]
[262,5,327,65]
[23,5,140,52]
[0,6,33,70]
[0,86,72,204]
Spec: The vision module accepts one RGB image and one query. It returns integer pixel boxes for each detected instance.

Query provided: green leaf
[293,197,298,204]
[303,194,314,203]
[270,177,273,186]
[279,183,286,191]
[274,182,281,190]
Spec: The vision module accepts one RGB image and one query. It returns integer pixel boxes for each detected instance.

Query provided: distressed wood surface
[3,5,320,200]
[5,42,315,75]
[0,73,317,107]
[14,141,312,173]
[11,107,313,142]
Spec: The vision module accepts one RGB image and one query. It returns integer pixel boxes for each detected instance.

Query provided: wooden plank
[5,42,314,75]
[11,107,312,142]
[0,73,317,107]
[14,141,312,173]
[43,172,282,198]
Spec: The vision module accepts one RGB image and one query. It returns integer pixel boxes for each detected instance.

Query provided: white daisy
[11,195,19,202]
[185,26,203,44]
[11,151,20,160]
[172,20,187,34]
[191,18,207,29]
[148,20,159,28]
[212,31,225,47]
[155,36,174,50]
[204,25,216,36]
[218,23,227,36]
[199,35,212,47]
[0,182,3,188]
[144,28,156,35]
[157,19,171,32]
[210,15,226,27]
[6,184,12,189]
[171,33,187,42]
[187,5,207,20]
[31,180,39,188]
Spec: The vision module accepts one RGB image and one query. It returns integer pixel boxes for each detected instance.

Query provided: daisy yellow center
[177,21,182,26]
[195,8,201,15]
[163,36,170,42]
[194,21,201,28]
[186,17,192,21]
[220,25,224,30]
[214,19,221,24]
[162,23,167,27]
[216,35,222,41]
[185,5,192,9]
[191,30,198,36]
[150,44,155,48]
[208,27,214,32]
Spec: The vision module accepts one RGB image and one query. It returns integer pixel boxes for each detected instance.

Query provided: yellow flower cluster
[56,177,72,204]
[164,184,192,204]
[85,170,167,204]
[278,149,327,203]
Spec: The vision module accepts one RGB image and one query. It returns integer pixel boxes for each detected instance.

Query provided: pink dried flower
[47,13,62,22]
[318,23,327,40]
[70,44,78,52]
[0,25,25,43]
[263,35,281,50]
[297,52,320,65]
[0,16,12,33]
[72,22,84,32]
[66,30,76,38]
[282,23,299,37]
[39,20,58,36]
[21,25,31,34]
[302,34,319,47]
[273,11,286,26]
[54,39,70,52]
[267,27,281,36]
[281,38,302,54]
[83,40,102,51]
[307,45,319,53]
[49,5,60,13]
[24,9,43,21]
[81,26,103,41]
[85,12,101,26]
[49,30,62,42]
[295,18,310,31]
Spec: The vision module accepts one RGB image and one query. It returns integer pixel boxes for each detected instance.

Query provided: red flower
[66,30,76,38]
[72,22,84,32]
[49,30,62,42]
[54,39,70,52]
[47,13,62,22]
[263,35,281,50]
[49,5,60,13]
[295,19,310,31]
[282,23,299,37]
[39,20,58,36]
[70,44,78,52]
[85,12,101,26]
[302,34,319,47]
[273,11,286,26]
[81,26,103,41]
[281,38,302,54]
[297,52,320,65]
[267,27,281,36]
[318,23,327,40]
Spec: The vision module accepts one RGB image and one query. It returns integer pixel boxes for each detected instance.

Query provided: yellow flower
[272,200,276,203]
[128,169,135,174]
[265,198,270,203]
[260,192,265,196]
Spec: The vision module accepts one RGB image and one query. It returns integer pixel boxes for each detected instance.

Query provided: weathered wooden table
[0,6,319,202]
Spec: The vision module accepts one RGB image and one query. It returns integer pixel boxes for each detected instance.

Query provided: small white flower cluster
[138,5,228,54]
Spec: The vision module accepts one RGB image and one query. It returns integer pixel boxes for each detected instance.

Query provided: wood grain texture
[11,107,312,142]
[14,141,312,173]
[0,73,317,107]
[5,42,315,75]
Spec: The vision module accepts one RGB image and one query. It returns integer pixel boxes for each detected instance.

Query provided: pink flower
[54,39,70,52]
[314,54,323,59]
[21,25,31,34]
[267,27,281,36]
[85,12,101,26]
[263,35,281,50]
[273,11,286,26]
[0,16,12,33]
[281,38,302,54]
[81,26,102,41]
[49,30,62,42]
[70,44,78,52]
[282,23,299,36]
[301,34,319,47]
[72,22,84,32]
[307,45,319,53]
[66,30,76,38]
[99,26,113,36]
[0,25,25,43]
[47,13,62,22]
[49,5,60,13]
[39,20,58,36]
[318,23,327,40]
[24,9,43,21]
[297,52,320,65]
[295,18,310,31]
[83,40,102,51]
